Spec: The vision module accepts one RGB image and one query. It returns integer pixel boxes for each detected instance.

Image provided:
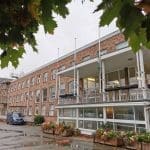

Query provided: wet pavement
[0,123,126,150]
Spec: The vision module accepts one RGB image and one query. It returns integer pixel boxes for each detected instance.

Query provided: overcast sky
[0,0,117,78]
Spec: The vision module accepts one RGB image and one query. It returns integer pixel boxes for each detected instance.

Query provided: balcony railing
[58,88,150,105]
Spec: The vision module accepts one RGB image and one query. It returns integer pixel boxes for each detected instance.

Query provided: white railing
[58,88,150,105]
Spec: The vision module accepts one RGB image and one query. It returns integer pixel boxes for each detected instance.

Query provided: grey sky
[0,0,117,78]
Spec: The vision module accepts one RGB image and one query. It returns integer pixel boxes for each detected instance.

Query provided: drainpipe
[102,61,106,101]
[76,69,79,103]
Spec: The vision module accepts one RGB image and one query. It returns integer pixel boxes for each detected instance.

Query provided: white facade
[56,46,150,135]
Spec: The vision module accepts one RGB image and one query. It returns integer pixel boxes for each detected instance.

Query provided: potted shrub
[105,130,124,146]
[94,128,105,143]
[136,132,150,150]
[34,115,44,125]
[74,128,81,136]
[55,123,66,135]
[41,122,56,135]
[123,131,137,149]
[61,125,74,137]
[41,122,50,131]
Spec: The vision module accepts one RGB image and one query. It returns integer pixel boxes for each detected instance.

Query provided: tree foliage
[95,0,150,52]
[0,0,71,68]
[0,0,150,68]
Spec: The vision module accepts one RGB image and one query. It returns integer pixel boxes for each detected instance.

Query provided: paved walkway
[0,123,126,150]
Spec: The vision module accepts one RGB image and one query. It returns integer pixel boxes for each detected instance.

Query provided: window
[42,106,46,116]
[37,74,41,84]
[60,83,65,95]
[18,83,21,90]
[84,108,96,118]
[129,67,136,78]
[97,49,107,57]
[35,89,40,102]
[50,86,55,99]
[106,107,113,119]
[25,92,29,100]
[29,107,32,116]
[58,66,66,72]
[31,77,35,86]
[82,55,91,62]
[68,81,74,94]
[97,108,103,118]
[114,106,134,120]
[70,61,75,67]
[16,95,19,103]
[79,109,83,118]
[43,72,48,82]
[35,106,39,115]
[59,119,76,128]
[51,69,57,80]
[79,120,83,128]
[49,105,54,116]
[59,109,76,117]
[29,91,34,100]
[84,121,97,130]
[135,106,145,121]
[21,94,24,101]
[42,88,47,101]
[27,79,30,87]
[22,81,26,88]
[116,41,128,50]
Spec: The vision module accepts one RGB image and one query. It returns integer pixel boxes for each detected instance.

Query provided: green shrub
[34,115,44,125]
[107,130,119,139]
[137,132,150,143]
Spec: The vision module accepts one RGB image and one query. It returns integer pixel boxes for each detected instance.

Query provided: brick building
[0,78,11,116]
[7,30,150,134]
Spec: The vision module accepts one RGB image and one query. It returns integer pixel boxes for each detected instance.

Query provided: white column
[133,106,137,132]
[103,107,107,124]
[102,61,106,101]
[57,109,59,124]
[144,107,150,131]
[136,52,142,88]
[139,50,147,99]
[76,108,79,128]
[99,60,102,94]
[76,69,79,103]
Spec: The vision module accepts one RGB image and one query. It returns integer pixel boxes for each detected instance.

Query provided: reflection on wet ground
[0,124,125,150]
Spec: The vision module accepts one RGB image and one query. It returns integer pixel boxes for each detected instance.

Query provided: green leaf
[128,32,141,52]
[100,0,122,26]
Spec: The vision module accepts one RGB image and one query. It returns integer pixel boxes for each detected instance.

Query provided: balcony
[58,88,150,105]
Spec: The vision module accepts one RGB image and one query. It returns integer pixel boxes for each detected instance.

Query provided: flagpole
[98,27,102,93]
[55,48,59,99]
[74,38,77,96]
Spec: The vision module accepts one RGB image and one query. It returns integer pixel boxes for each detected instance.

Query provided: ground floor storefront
[58,104,150,135]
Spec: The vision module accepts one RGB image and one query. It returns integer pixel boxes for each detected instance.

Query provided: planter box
[136,142,150,150]
[105,138,124,147]
[61,129,74,137]
[94,137,124,147]
[125,142,137,150]
[43,129,55,135]
[125,142,150,150]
